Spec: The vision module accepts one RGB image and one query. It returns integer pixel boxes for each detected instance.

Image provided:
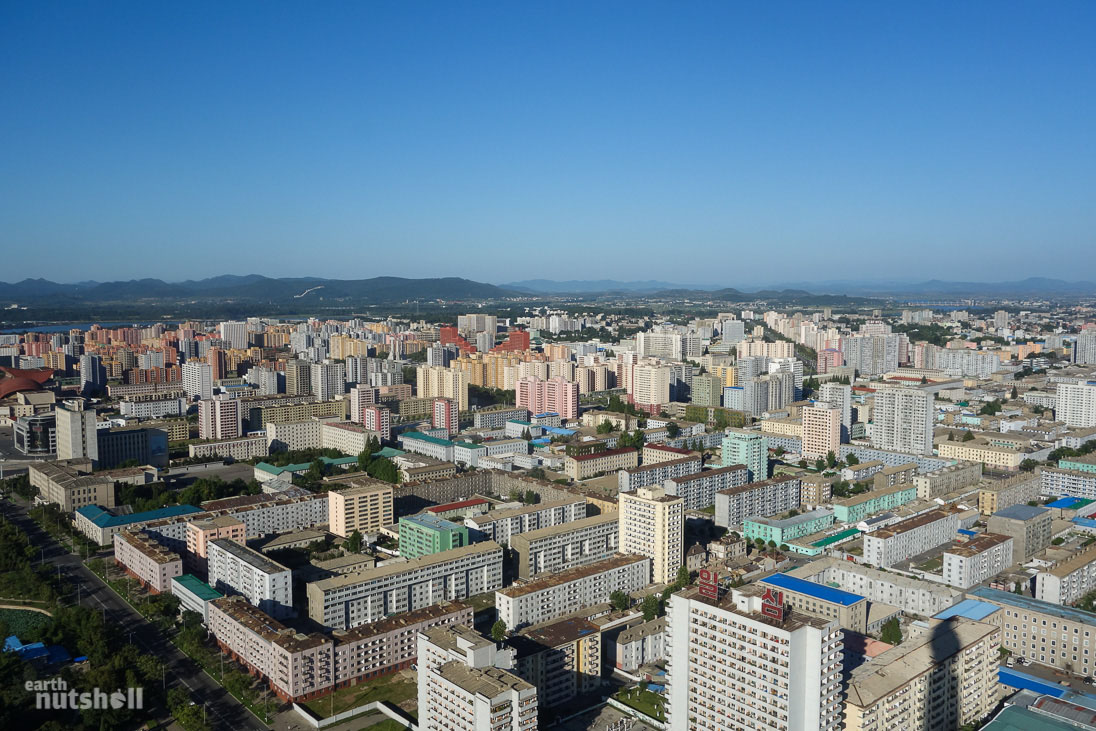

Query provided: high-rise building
[721,429,768,482]
[198,396,242,441]
[182,361,213,400]
[207,346,227,381]
[432,398,459,437]
[55,398,99,462]
[690,374,723,407]
[310,360,346,401]
[515,376,579,420]
[416,365,469,411]
[619,486,684,585]
[79,354,106,396]
[362,405,390,441]
[666,585,844,731]
[871,386,934,456]
[284,359,311,397]
[1073,331,1096,365]
[993,310,1010,330]
[801,403,841,459]
[631,363,671,412]
[1056,382,1096,428]
[817,382,852,442]
[218,321,249,350]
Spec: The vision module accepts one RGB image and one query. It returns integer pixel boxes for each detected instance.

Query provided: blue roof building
[757,571,869,631]
[932,598,1001,622]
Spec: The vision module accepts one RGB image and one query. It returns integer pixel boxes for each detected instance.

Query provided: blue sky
[2,2,1094,286]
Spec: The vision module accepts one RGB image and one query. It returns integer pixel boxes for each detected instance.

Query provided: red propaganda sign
[761,587,785,621]
[698,568,719,600]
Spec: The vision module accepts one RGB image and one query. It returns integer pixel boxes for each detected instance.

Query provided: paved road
[1,498,268,731]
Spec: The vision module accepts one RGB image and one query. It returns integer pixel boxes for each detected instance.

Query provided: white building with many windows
[207,538,294,619]
[665,587,844,731]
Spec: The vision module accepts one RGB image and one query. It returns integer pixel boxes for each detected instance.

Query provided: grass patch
[303,672,417,719]
[466,591,496,612]
[916,557,943,572]
[614,687,666,722]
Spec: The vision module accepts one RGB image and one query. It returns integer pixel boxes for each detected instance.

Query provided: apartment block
[612,617,667,672]
[970,587,1096,676]
[801,402,841,459]
[564,447,639,480]
[750,572,868,633]
[512,617,602,708]
[327,480,394,538]
[495,554,651,629]
[714,474,801,530]
[113,529,182,594]
[307,542,504,629]
[208,596,333,702]
[186,515,246,558]
[1041,466,1096,501]
[844,617,1001,731]
[721,429,769,482]
[744,508,834,546]
[665,587,844,731]
[787,557,962,616]
[207,538,294,619]
[617,455,701,493]
[668,463,750,512]
[510,512,619,579]
[642,443,694,464]
[465,499,587,544]
[978,473,1041,516]
[398,514,469,559]
[1035,544,1096,605]
[913,462,983,499]
[871,386,934,456]
[942,533,1014,589]
[862,508,961,568]
[188,436,269,462]
[619,486,685,584]
[986,504,1053,561]
[832,483,917,524]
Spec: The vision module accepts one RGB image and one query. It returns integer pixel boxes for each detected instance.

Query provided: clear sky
[2,2,1094,286]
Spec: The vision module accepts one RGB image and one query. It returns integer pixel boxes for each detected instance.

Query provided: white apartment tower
[619,486,684,585]
[55,398,99,462]
[311,360,346,401]
[871,386,934,455]
[666,587,844,731]
[182,361,213,400]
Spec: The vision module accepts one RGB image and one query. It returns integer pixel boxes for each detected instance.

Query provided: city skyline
[3,2,1095,283]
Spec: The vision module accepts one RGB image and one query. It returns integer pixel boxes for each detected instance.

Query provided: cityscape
[3,3,1096,731]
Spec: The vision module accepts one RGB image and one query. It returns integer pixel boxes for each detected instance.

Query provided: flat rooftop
[311,541,502,591]
[992,504,1050,521]
[209,538,290,575]
[746,507,832,529]
[436,661,534,697]
[970,587,1096,626]
[932,598,1001,622]
[870,507,958,539]
[759,572,865,607]
[498,554,648,598]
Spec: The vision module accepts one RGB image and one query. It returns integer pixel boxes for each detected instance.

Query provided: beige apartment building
[327,480,394,538]
[619,485,684,584]
[186,515,246,558]
[113,530,182,594]
[844,617,1001,731]
[801,403,841,459]
[564,447,639,480]
[978,473,1040,515]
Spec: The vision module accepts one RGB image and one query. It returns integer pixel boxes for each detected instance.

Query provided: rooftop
[1043,544,1096,578]
[400,431,457,447]
[970,586,1096,626]
[846,617,1000,709]
[171,574,222,602]
[622,455,701,474]
[745,507,833,529]
[311,541,503,591]
[514,617,600,651]
[498,554,649,598]
[714,472,795,495]
[510,512,616,544]
[426,498,489,513]
[760,572,865,606]
[870,507,958,539]
[467,499,585,526]
[945,532,1013,558]
[116,530,180,564]
[569,447,636,462]
[436,661,534,697]
[400,513,465,532]
[210,595,328,653]
[76,503,202,528]
[991,504,1050,521]
[209,538,290,575]
[931,598,1001,622]
[331,601,469,645]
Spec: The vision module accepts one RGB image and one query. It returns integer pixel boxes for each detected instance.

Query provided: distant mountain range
[505,277,1095,298]
[0,275,514,306]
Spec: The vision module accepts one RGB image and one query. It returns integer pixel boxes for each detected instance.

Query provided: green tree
[665,422,680,438]
[962,430,976,442]
[610,590,631,611]
[596,419,614,434]
[1011,385,1019,399]
[641,594,661,621]
[521,428,532,441]
[880,617,903,645]
[826,451,837,468]
[343,530,363,554]
[491,619,507,642]
[845,453,859,466]
[675,566,691,588]
[815,458,826,472]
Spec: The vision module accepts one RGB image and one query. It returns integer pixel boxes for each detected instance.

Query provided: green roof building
[744,508,835,545]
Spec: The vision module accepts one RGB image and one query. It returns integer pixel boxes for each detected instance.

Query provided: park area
[614,686,667,723]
